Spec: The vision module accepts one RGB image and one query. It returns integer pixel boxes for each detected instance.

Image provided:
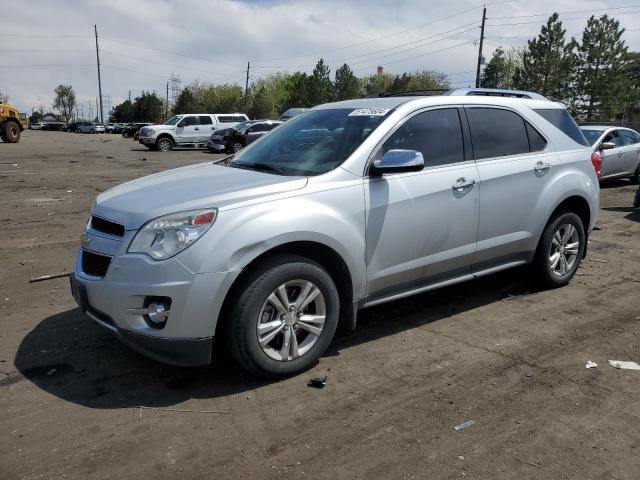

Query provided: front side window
[374,108,464,167]
[602,130,622,147]
[467,108,530,159]
[231,108,391,176]
[179,116,198,127]
[620,130,638,146]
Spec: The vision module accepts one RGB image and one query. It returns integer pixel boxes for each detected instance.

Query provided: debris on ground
[307,376,327,389]
[585,361,598,369]
[29,272,71,283]
[453,420,475,431]
[608,360,640,370]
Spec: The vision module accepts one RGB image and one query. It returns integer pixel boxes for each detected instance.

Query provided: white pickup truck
[138,113,249,151]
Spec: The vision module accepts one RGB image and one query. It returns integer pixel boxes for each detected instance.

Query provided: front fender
[176,183,367,297]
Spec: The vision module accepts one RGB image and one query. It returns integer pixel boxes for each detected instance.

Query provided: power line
[488,4,640,20]
[0,33,90,38]
[487,11,640,27]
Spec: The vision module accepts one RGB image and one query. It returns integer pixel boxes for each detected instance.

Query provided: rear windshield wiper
[230,161,287,175]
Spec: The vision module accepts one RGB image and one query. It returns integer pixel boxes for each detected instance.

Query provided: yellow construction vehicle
[0,103,27,143]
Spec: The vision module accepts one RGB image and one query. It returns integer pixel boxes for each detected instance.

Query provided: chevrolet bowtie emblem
[81,233,91,248]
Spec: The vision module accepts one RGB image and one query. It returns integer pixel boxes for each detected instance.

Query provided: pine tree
[575,15,629,120]
[334,63,360,101]
[307,59,334,105]
[514,14,577,102]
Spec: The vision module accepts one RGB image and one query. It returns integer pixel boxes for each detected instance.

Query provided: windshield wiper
[230,161,287,175]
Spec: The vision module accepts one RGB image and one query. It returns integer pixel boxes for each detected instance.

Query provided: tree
[29,111,43,123]
[109,100,134,122]
[0,91,8,103]
[307,58,334,105]
[575,15,629,120]
[52,84,76,122]
[133,91,163,122]
[481,47,523,89]
[514,14,576,103]
[173,88,198,115]
[284,72,310,108]
[334,63,360,101]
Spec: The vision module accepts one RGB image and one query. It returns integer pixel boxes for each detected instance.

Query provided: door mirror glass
[600,141,616,150]
[371,149,424,176]
[177,121,186,127]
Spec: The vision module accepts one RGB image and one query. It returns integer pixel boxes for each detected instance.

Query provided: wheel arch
[155,133,175,145]
[217,240,356,337]
[537,194,592,259]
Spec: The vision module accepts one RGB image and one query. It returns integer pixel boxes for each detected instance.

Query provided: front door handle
[452,177,476,192]
[618,152,623,157]
[534,161,552,173]
[195,127,200,130]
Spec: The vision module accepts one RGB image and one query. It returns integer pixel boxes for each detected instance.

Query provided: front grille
[81,250,112,277]
[91,216,124,237]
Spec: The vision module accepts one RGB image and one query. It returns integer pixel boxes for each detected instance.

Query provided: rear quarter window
[533,108,589,146]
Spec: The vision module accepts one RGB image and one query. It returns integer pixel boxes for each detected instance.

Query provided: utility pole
[94,25,104,124]
[244,61,250,103]
[128,89,131,102]
[166,81,169,120]
[475,6,486,88]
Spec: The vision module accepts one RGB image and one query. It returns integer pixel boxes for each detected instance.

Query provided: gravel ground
[1,130,640,479]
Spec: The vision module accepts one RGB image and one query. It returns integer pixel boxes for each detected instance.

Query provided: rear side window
[466,108,530,159]
[233,115,247,122]
[533,108,589,146]
[199,115,213,125]
[377,108,465,167]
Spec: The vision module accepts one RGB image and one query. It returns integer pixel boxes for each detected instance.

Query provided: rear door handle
[534,161,552,173]
[452,177,476,192]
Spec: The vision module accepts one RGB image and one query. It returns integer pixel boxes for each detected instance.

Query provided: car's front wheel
[226,255,340,377]
[533,211,585,288]
[231,141,244,153]
[156,137,173,152]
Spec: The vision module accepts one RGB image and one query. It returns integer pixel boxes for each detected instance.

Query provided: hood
[93,162,308,229]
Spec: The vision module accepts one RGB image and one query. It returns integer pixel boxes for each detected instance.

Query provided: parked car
[28,122,45,130]
[66,122,79,133]
[138,114,250,151]
[76,122,105,134]
[70,88,598,377]
[580,126,640,183]
[105,123,116,133]
[122,123,151,138]
[279,108,309,121]
[112,123,126,134]
[208,120,283,153]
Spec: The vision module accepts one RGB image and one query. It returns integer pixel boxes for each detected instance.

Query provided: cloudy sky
[2,0,639,117]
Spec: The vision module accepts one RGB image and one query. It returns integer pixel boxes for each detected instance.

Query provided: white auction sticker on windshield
[348,108,390,117]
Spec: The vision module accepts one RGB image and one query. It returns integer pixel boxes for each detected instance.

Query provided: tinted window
[533,108,589,146]
[217,115,234,123]
[526,123,547,152]
[251,123,269,132]
[376,108,464,167]
[602,130,622,147]
[180,116,197,127]
[199,115,213,125]
[234,116,247,122]
[581,128,605,146]
[467,108,529,159]
[620,130,638,146]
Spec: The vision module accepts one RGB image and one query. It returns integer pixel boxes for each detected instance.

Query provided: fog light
[147,302,169,326]
[126,296,171,329]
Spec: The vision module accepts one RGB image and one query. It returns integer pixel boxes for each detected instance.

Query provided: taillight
[591,151,602,179]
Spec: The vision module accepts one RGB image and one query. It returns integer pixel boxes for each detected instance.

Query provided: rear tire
[3,121,20,143]
[123,132,130,138]
[226,255,340,378]
[532,211,585,288]
[232,141,243,153]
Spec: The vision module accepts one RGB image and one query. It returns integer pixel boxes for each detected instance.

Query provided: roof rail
[364,88,449,98]
[444,88,549,100]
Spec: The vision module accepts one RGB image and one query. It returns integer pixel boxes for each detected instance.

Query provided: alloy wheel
[158,139,171,152]
[256,279,326,361]
[549,223,580,277]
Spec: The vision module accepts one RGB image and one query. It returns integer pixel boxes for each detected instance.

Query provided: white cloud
[2,0,638,114]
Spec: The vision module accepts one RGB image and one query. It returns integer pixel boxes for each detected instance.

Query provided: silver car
[70,88,599,377]
[581,126,640,182]
[77,122,105,134]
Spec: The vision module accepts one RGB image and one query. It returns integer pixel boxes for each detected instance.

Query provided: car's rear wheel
[226,255,340,377]
[90,129,95,134]
[533,211,585,288]
[157,137,173,152]
[122,132,129,138]
[232,142,243,153]
[3,121,20,143]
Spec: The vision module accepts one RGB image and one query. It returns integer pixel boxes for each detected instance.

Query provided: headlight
[128,209,217,260]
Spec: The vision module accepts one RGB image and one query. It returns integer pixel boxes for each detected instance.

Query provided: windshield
[581,128,605,146]
[164,115,183,125]
[231,108,391,176]
[233,121,256,133]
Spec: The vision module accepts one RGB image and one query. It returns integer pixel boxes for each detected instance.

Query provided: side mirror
[600,141,616,151]
[370,149,424,176]
[177,121,186,128]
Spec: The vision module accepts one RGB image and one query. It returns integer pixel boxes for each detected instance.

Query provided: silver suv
[70,89,599,377]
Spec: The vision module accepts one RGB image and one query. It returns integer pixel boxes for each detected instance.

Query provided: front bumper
[70,273,212,366]
[139,136,155,145]
[70,228,241,366]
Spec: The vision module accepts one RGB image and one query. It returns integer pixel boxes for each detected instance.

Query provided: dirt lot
[1,130,639,479]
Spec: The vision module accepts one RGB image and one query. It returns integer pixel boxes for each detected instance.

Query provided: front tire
[232,141,243,153]
[533,211,585,288]
[3,121,20,143]
[226,255,340,377]
[156,137,173,152]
